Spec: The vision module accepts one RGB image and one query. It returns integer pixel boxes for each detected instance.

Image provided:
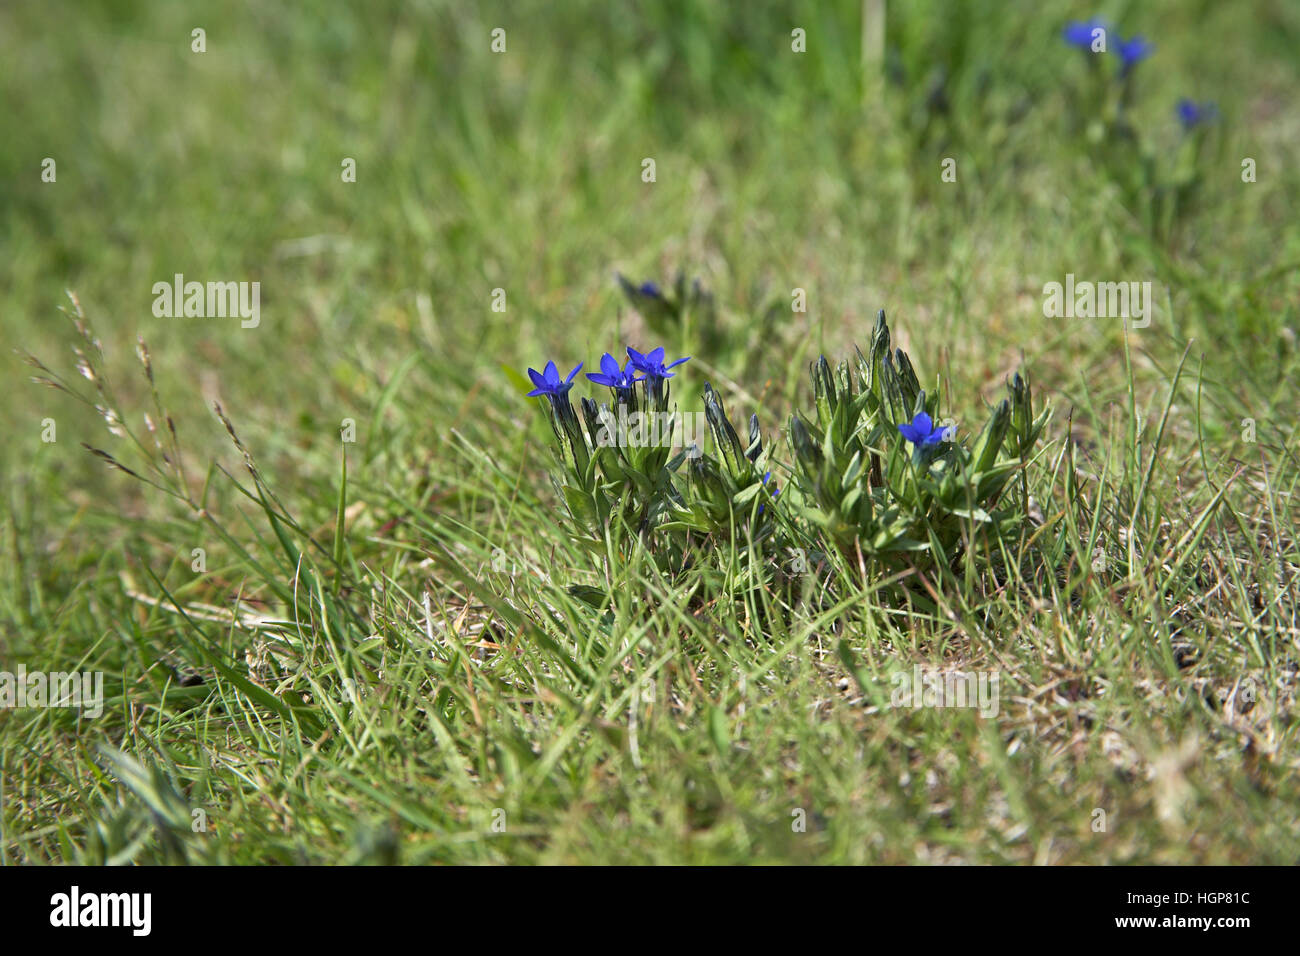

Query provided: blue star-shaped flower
[626,346,690,381]
[897,412,950,449]
[585,352,644,389]
[1117,35,1152,76]
[526,360,583,398]
[1063,18,1107,51]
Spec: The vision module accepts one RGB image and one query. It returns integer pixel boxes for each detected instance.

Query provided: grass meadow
[1,0,1298,864]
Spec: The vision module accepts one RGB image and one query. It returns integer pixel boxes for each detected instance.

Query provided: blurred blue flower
[1063,18,1108,51]
[1176,98,1218,129]
[585,352,644,389]
[526,360,583,398]
[616,273,664,300]
[898,412,948,448]
[1117,35,1153,76]
[626,346,690,380]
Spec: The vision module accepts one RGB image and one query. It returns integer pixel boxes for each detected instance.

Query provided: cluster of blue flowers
[521,328,788,557]
[1062,16,1216,130]
[522,342,698,546]
[527,346,690,403]
[1062,18,1152,77]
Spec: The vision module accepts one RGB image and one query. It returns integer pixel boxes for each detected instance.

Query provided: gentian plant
[617,270,722,354]
[1061,17,1153,137]
[522,300,1048,599]
[1060,15,1220,243]
[527,337,752,576]
[785,311,1048,577]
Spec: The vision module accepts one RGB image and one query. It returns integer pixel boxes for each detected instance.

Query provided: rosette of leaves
[666,383,778,542]
[526,353,783,582]
[525,363,612,543]
[787,311,1049,574]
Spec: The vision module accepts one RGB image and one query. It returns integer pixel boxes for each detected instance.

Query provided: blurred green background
[4,1,1296,490]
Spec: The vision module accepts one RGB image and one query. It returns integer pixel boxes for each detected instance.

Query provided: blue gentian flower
[1116,35,1152,76]
[639,281,662,298]
[585,352,644,389]
[626,346,690,380]
[526,360,583,398]
[1063,18,1107,51]
[1176,98,1218,129]
[897,412,949,449]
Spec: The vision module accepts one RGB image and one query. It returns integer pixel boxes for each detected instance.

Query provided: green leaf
[501,363,534,395]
